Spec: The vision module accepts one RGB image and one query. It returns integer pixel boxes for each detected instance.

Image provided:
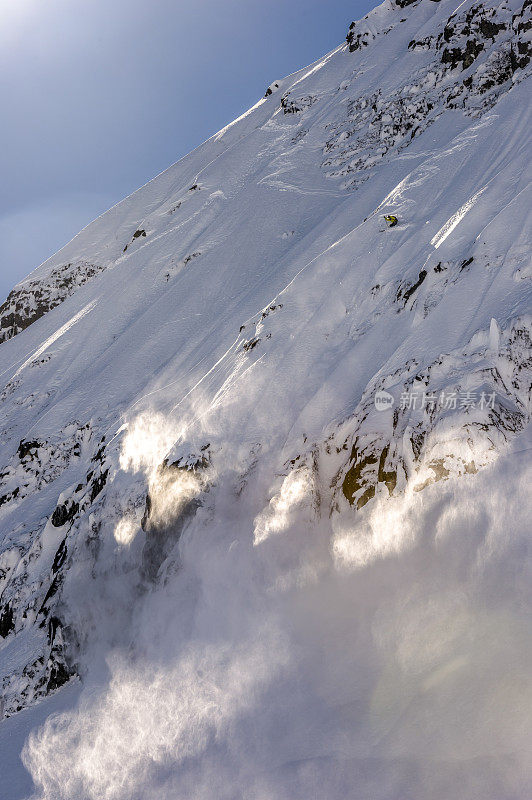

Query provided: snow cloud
[24,632,289,800]
[119,412,183,478]
[22,443,532,800]
[253,466,313,546]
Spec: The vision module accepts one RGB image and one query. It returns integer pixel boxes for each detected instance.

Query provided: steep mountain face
[1,1,531,798]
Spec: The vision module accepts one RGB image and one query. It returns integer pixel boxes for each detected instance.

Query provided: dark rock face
[51,538,68,574]
[399,270,428,306]
[437,3,513,70]
[46,661,71,693]
[346,20,376,52]
[346,22,360,52]
[511,0,532,68]
[0,603,15,638]
[123,228,147,251]
[0,261,104,345]
[17,440,41,460]
[264,81,280,97]
[45,618,75,694]
[0,292,51,343]
[0,487,19,507]
[281,94,317,114]
[0,426,91,524]
[341,443,399,509]
[331,0,531,189]
[243,337,260,352]
[0,429,110,717]
[480,18,505,38]
[51,500,79,528]
[331,318,532,514]
[90,469,109,503]
[441,38,485,69]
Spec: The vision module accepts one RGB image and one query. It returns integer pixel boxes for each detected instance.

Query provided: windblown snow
[1,0,531,798]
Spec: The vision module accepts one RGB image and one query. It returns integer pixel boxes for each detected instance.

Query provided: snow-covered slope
[1,1,531,797]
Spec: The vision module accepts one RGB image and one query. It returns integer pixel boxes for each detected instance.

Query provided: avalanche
[0,0,531,798]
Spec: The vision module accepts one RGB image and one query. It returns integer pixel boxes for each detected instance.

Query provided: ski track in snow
[430,184,488,248]
[12,299,98,380]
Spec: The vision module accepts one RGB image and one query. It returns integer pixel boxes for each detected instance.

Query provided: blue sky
[0,0,373,300]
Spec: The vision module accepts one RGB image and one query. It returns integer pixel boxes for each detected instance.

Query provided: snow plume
[253,466,313,545]
[119,411,183,476]
[332,434,502,571]
[144,463,201,529]
[24,631,289,800]
[23,439,532,799]
[113,515,138,546]
[332,485,421,570]
[115,411,201,543]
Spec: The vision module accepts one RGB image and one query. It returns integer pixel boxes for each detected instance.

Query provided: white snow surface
[0,0,531,797]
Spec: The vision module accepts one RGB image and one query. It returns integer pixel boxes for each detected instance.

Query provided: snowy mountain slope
[0,0,531,798]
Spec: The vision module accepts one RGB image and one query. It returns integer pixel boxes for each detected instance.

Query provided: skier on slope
[383,214,398,228]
